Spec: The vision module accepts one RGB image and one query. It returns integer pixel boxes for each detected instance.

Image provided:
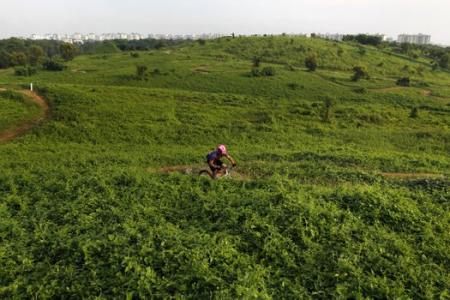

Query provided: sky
[0,0,449,44]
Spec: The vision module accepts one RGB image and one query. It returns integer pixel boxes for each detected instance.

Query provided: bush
[252,56,261,68]
[43,59,66,71]
[353,87,367,94]
[351,66,369,81]
[410,107,419,118]
[14,66,37,77]
[130,52,140,58]
[151,68,162,76]
[250,67,260,77]
[261,66,276,77]
[135,64,148,80]
[321,97,335,123]
[305,55,317,71]
[396,77,410,87]
[287,83,301,90]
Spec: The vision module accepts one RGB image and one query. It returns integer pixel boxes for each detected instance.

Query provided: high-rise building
[397,34,431,45]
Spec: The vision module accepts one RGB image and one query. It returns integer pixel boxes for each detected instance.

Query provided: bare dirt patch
[0,90,50,143]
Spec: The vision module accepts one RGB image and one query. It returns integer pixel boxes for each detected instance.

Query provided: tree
[60,43,77,61]
[439,53,449,69]
[0,51,11,68]
[28,45,45,65]
[10,52,27,66]
[305,55,317,71]
[351,66,369,81]
[135,64,148,80]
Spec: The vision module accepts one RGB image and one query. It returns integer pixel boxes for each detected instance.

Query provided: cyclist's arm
[225,154,237,166]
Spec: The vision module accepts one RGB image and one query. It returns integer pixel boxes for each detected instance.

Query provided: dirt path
[381,172,445,179]
[371,86,432,96]
[0,89,50,143]
[147,165,251,181]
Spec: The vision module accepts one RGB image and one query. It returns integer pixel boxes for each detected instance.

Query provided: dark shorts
[209,160,223,172]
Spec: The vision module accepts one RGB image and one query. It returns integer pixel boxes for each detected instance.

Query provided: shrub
[43,59,66,71]
[287,83,300,90]
[305,55,317,71]
[410,107,419,118]
[151,68,162,76]
[353,87,367,94]
[252,56,261,68]
[135,64,148,80]
[250,67,260,77]
[261,66,276,77]
[321,97,335,123]
[351,66,369,81]
[397,77,410,87]
[130,52,140,58]
[14,66,37,77]
[358,47,366,56]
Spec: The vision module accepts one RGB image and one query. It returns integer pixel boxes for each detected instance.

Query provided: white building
[397,34,431,45]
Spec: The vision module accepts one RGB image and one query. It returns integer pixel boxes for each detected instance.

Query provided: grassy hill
[0,36,449,299]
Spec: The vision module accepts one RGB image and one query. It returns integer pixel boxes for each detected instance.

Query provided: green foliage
[351,66,370,81]
[321,96,335,122]
[252,56,261,68]
[135,64,148,80]
[343,34,383,46]
[396,77,411,87]
[42,59,66,71]
[305,55,318,71]
[130,52,140,58]
[0,36,449,299]
[410,107,419,118]
[260,66,276,77]
[14,66,37,77]
[439,53,449,69]
[60,43,78,61]
[28,45,45,65]
[10,51,27,66]
[250,67,260,77]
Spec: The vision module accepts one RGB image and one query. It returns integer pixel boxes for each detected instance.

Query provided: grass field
[0,36,449,299]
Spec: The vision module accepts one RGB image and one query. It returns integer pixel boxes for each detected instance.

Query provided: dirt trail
[381,172,445,179]
[0,89,50,143]
[371,86,432,96]
[147,165,251,181]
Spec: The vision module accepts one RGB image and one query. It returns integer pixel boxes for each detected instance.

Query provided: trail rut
[0,89,50,143]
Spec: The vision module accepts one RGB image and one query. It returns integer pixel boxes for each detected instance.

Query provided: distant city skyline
[1,0,449,45]
[20,32,433,46]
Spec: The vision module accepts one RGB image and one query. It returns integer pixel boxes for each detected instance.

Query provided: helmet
[217,144,228,155]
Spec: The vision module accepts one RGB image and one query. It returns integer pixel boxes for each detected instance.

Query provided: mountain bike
[198,164,234,179]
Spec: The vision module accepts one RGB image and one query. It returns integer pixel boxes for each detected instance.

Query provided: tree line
[0,38,189,70]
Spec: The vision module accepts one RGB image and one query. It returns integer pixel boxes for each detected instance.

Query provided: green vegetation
[0,35,449,299]
[0,90,40,131]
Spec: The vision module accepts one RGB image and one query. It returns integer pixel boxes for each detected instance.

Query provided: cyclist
[204,144,236,179]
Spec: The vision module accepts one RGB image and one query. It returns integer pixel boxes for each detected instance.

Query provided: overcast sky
[1,0,449,44]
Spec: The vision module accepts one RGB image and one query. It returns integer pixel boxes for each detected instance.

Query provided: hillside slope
[0,37,449,299]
